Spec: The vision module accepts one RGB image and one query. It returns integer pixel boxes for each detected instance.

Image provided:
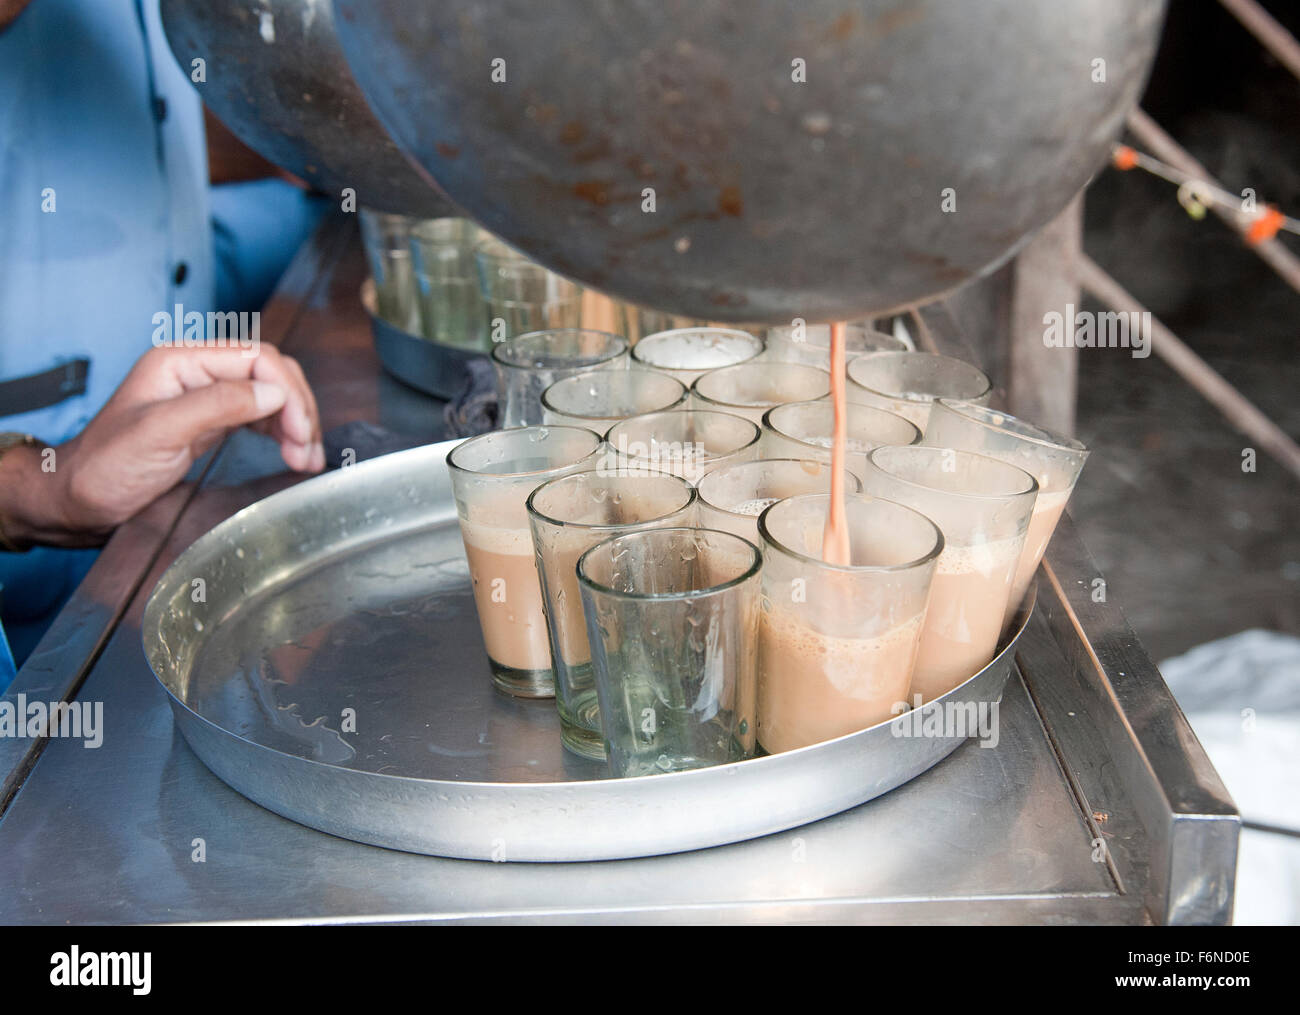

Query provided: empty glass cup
[924,399,1090,625]
[847,351,992,430]
[761,400,921,480]
[696,458,859,544]
[765,322,907,368]
[527,472,697,759]
[757,493,943,753]
[691,362,831,425]
[446,425,603,698]
[631,327,764,388]
[409,217,488,350]
[578,526,761,777]
[540,369,688,432]
[859,446,1038,703]
[492,329,629,428]
[359,208,421,333]
[475,235,583,339]
[604,409,761,484]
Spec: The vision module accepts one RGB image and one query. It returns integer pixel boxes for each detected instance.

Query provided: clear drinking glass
[859,446,1038,703]
[359,207,421,333]
[475,235,584,339]
[527,472,697,759]
[577,526,761,777]
[696,458,860,544]
[631,327,764,388]
[757,493,942,753]
[445,426,603,698]
[691,362,830,426]
[924,399,1090,625]
[540,369,688,432]
[764,322,907,368]
[491,329,629,429]
[409,217,488,350]
[847,351,992,431]
[604,409,761,485]
[761,400,921,480]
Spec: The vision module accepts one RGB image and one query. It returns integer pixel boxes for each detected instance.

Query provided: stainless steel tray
[143,439,1033,862]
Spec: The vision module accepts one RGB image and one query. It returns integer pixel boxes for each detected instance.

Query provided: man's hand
[1,345,324,548]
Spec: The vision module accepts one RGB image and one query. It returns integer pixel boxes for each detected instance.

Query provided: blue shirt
[0,0,213,681]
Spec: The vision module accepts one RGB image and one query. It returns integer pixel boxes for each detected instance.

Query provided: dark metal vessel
[332,0,1165,320]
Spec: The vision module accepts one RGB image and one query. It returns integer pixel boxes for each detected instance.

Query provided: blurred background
[1075,1,1299,925]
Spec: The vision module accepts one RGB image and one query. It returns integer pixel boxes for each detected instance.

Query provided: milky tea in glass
[446,426,602,697]
[859,446,1037,702]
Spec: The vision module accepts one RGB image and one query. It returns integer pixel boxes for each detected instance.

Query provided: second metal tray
[143,440,1031,862]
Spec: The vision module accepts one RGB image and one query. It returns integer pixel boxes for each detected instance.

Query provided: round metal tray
[143,440,1033,862]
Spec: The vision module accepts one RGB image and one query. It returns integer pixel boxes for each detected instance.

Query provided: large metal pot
[332,0,1164,321]
[161,0,454,217]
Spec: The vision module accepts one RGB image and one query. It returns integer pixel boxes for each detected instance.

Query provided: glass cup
[540,369,688,431]
[527,472,697,759]
[359,208,421,333]
[491,329,629,429]
[475,234,584,339]
[604,409,761,485]
[761,400,922,480]
[691,362,831,426]
[577,526,761,777]
[631,327,764,388]
[445,426,603,697]
[764,322,907,368]
[757,493,942,753]
[859,446,1038,703]
[696,458,860,544]
[847,351,992,431]
[409,217,488,350]
[923,399,1090,625]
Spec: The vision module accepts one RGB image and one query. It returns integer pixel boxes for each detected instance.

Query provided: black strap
[0,359,91,418]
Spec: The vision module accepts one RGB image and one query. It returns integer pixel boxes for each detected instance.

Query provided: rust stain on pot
[435,141,461,159]
[827,11,856,41]
[718,185,744,217]
[573,180,613,205]
[559,121,585,145]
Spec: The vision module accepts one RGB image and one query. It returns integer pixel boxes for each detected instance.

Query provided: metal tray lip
[142,442,455,628]
[142,439,1034,793]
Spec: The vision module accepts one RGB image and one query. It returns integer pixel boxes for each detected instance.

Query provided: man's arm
[0,345,323,550]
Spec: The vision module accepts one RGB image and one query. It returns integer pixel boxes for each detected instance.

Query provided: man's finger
[148,379,289,458]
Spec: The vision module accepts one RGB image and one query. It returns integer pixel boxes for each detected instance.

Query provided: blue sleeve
[0,615,16,693]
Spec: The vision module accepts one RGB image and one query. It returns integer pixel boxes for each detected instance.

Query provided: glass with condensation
[446,425,603,698]
[540,369,688,432]
[696,458,859,544]
[761,399,921,480]
[491,329,628,428]
[527,471,696,759]
[631,327,764,388]
[475,234,583,339]
[359,208,421,333]
[756,493,942,753]
[578,526,761,777]
[847,351,992,431]
[604,409,761,485]
[859,446,1038,702]
[924,399,1089,626]
[691,362,830,426]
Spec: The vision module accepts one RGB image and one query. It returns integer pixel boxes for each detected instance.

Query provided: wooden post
[1006,195,1083,436]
